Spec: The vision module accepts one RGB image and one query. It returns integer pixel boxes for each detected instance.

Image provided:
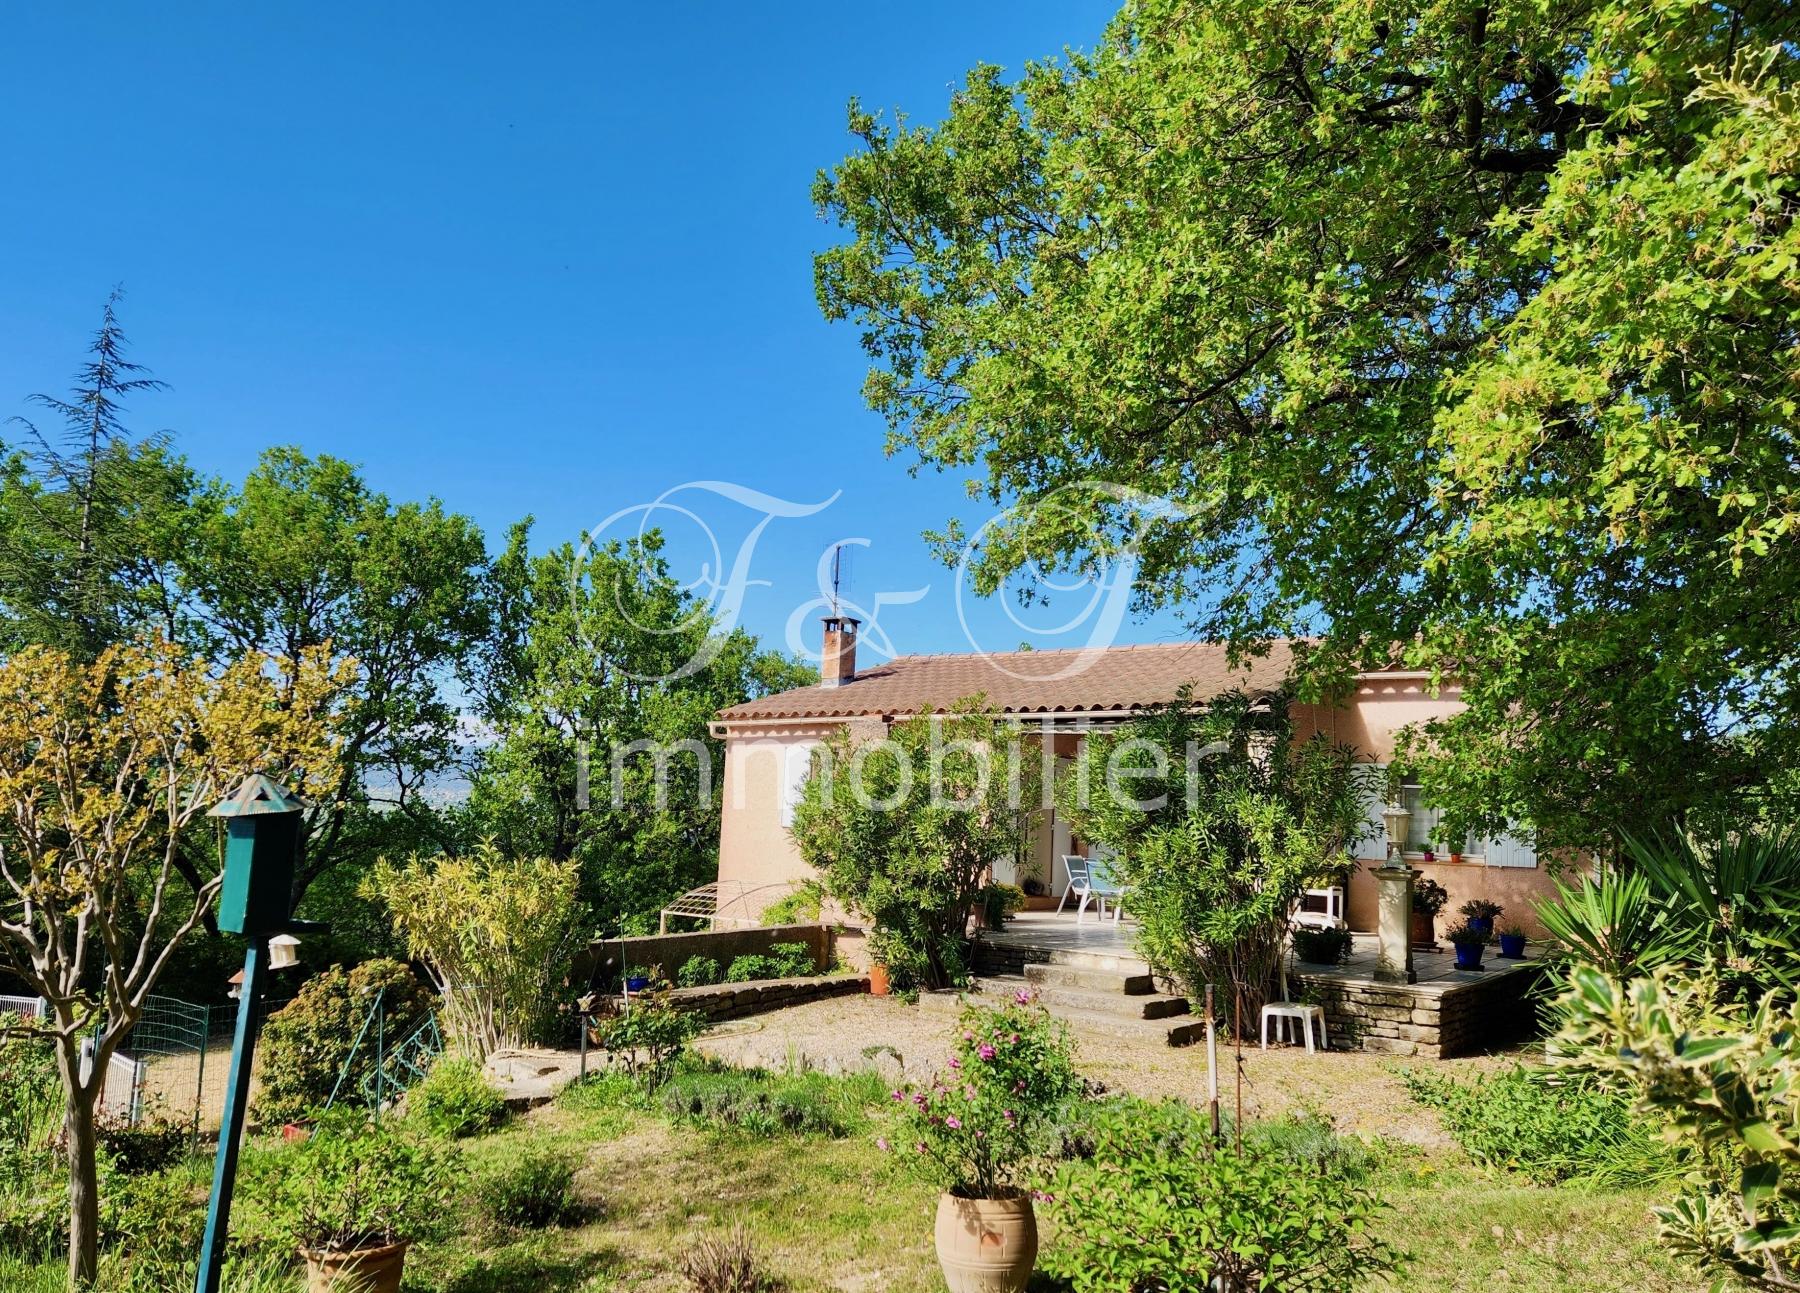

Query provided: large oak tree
[814,0,1799,852]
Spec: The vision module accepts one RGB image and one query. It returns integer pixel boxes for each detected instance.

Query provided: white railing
[0,993,46,1019]
[79,1038,146,1123]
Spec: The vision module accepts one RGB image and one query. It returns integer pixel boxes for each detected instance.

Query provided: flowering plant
[888,994,1080,1198]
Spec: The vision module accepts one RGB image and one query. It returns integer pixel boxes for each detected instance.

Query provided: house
[709,616,1560,940]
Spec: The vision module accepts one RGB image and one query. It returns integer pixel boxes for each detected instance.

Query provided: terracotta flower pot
[867,963,891,997]
[934,1191,1037,1293]
[301,1239,409,1293]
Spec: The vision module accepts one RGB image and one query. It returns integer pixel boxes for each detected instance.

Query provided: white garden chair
[1055,854,1126,924]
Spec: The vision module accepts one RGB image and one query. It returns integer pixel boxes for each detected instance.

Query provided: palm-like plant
[1536,827,1800,1002]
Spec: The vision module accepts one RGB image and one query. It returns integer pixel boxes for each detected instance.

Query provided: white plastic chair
[1055,854,1126,924]
[1290,885,1346,930]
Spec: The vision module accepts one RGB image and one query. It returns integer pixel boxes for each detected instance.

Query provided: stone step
[1043,947,1154,976]
[916,984,1202,1047]
[1047,1004,1206,1048]
[1030,982,1191,1020]
[1024,961,1155,996]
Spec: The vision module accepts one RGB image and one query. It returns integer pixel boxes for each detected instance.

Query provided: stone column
[1374,862,1417,984]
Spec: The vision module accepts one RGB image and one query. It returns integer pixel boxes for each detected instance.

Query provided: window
[779,741,818,828]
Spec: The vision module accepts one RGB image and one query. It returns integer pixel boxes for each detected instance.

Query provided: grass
[0,1054,1708,1293]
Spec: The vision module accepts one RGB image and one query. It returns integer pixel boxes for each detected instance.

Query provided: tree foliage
[815,0,1800,851]
[181,446,491,913]
[0,290,191,661]
[467,521,813,933]
[1057,691,1371,1016]
[0,633,349,1284]
[791,701,1041,991]
[366,845,582,1058]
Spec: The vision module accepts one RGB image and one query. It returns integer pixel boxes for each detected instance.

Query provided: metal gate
[117,995,218,1141]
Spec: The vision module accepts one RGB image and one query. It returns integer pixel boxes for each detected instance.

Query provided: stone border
[668,971,868,1023]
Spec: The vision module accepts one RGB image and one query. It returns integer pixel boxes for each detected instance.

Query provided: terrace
[975,910,1546,1058]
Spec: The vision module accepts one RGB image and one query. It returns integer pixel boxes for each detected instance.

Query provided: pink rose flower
[978,1044,996,1061]
[945,1115,963,1130]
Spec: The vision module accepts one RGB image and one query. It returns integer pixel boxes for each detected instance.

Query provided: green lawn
[393,1071,1703,1293]
[0,1060,1706,1293]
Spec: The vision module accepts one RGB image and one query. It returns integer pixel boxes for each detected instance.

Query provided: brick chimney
[821,615,860,687]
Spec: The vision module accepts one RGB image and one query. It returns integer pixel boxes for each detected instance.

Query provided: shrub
[245,1108,460,1252]
[1289,925,1351,965]
[1555,965,1799,1288]
[408,1057,506,1138]
[478,1147,579,1228]
[677,956,722,988]
[1044,1100,1398,1292]
[759,884,822,927]
[100,1167,206,1261]
[592,995,705,1088]
[255,958,430,1125]
[365,845,584,1057]
[1399,1063,1673,1187]
[791,704,1042,990]
[894,996,1082,1197]
[722,943,816,983]
[96,1111,190,1176]
[680,1223,772,1293]
[0,1025,62,1191]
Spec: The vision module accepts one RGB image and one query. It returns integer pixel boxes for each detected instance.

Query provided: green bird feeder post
[195,774,306,1293]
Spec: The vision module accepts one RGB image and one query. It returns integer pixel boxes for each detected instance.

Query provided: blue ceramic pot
[1498,933,1527,959]
[626,976,650,992]
[1468,916,1494,939]
[1453,942,1484,971]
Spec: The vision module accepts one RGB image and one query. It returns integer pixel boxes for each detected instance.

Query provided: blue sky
[0,2,1193,667]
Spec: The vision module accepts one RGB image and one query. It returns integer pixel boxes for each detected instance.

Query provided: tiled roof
[715,641,1297,723]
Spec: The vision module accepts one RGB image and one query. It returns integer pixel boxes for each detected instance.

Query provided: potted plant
[1445,921,1487,971]
[1410,877,1449,948]
[624,965,655,993]
[1290,925,1352,966]
[255,1109,458,1293]
[890,995,1080,1293]
[1497,923,1529,959]
[979,882,1026,930]
[1458,899,1504,940]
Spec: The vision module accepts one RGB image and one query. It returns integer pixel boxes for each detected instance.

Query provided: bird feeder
[210,773,304,937]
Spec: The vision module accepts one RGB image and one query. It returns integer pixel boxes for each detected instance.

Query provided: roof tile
[716,641,1296,722]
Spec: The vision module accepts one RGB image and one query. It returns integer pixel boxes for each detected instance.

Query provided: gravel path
[690,993,1500,1144]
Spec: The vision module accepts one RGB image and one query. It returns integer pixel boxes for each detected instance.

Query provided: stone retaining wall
[666,971,868,1023]
[1295,961,1545,1058]
[572,923,830,992]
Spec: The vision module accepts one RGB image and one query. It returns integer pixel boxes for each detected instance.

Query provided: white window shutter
[779,742,818,828]
[1481,829,1538,869]
[1355,764,1389,859]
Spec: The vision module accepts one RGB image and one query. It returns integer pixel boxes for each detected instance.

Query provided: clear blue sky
[0,2,1192,666]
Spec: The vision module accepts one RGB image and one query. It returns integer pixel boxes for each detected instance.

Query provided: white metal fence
[0,993,46,1019]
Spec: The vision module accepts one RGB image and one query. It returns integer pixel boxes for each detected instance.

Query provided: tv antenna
[830,544,852,616]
